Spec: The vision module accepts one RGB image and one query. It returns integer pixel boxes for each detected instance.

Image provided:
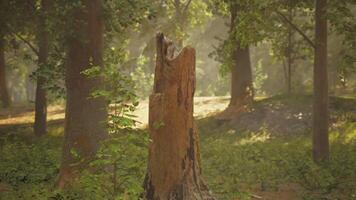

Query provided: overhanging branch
[276,10,315,49]
[183,0,192,14]
[10,30,39,57]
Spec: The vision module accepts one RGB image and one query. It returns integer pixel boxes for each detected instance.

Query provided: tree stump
[143,33,216,200]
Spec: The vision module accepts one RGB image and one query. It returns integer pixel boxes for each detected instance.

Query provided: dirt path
[0,97,229,126]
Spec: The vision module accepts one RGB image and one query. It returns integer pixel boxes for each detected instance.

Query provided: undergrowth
[200,123,356,200]
[0,95,355,200]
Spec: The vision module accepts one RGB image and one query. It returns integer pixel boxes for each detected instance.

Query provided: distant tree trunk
[175,10,184,46]
[282,59,289,92]
[229,4,253,109]
[58,0,107,188]
[34,0,49,136]
[286,6,293,94]
[26,78,36,103]
[143,33,215,200]
[172,0,192,47]
[0,36,10,108]
[313,0,329,163]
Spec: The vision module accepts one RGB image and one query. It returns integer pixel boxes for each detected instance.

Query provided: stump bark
[143,33,216,200]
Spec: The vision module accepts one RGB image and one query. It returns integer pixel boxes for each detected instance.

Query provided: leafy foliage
[328,0,356,83]
[0,131,61,199]
[79,36,149,199]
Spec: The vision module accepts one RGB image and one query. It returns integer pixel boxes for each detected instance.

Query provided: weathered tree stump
[143,33,216,200]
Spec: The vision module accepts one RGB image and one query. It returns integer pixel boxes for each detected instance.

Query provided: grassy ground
[0,95,355,199]
[199,95,356,200]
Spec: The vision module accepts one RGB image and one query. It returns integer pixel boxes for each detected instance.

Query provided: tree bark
[58,0,107,188]
[143,33,215,200]
[34,0,49,136]
[0,36,10,108]
[229,4,253,108]
[313,0,329,163]
[230,47,253,107]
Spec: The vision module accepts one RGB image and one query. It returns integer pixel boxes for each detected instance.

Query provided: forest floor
[0,97,230,126]
[0,95,355,200]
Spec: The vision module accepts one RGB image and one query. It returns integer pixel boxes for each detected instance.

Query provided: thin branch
[10,31,40,57]
[172,0,180,10]
[53,44,65,61]
[275,10,315,49]
[182,0,193,14]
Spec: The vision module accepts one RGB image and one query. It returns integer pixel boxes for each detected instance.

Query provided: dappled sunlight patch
[132,97,229,126]
[226,129,236,134]
[47,106,65,122]
[0,105,65,126]
[281,136,311,148]
[344,123,356,142]
[48,126,64,137]
[200,97,356,199]
[331,122,356,143]
[0,112,35,125]
[247,182,302,200]
[235,131,271,145]
[234,126,271,146]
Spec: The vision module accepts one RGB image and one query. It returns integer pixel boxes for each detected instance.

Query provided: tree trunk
[229,5,253,108]
[286,7,293,94]
[143,33,215,200]
[313,0,329,163]
[0,36,10,108]
[230,47,253,107]
[34,0,49,136]
[58,0,107,188]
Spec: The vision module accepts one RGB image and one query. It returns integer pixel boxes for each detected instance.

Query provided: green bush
[0,137,60,199]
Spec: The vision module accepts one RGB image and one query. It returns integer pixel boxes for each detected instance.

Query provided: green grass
[0,95,355,199]
[199,95,356,200]
[199,120,356,200]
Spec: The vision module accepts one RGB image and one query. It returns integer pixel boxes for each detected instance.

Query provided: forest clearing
[1,0,356,199]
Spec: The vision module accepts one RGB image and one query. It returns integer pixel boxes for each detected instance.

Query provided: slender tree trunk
[229,4,253,108]
[143,33,215,200]
[0,37,10,108]
[34,0,49,136]
[313,0,329,163]
[287,45,292,94]
[287,7,293,94]
[173,0,192,47]
[58,0,107,188]
[282,59,288,90]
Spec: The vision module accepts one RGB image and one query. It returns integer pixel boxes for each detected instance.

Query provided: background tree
[0,0,25,107]
[328,0,356,92]
[0,37,10,108]
[57,0,151,187]
[58,0,107,187]
[228,2,254,110]
[313,0,329,162]
[0,0,50,109]
[34,0,50,136]
[209,0,268,114]
[268,1,314,94]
